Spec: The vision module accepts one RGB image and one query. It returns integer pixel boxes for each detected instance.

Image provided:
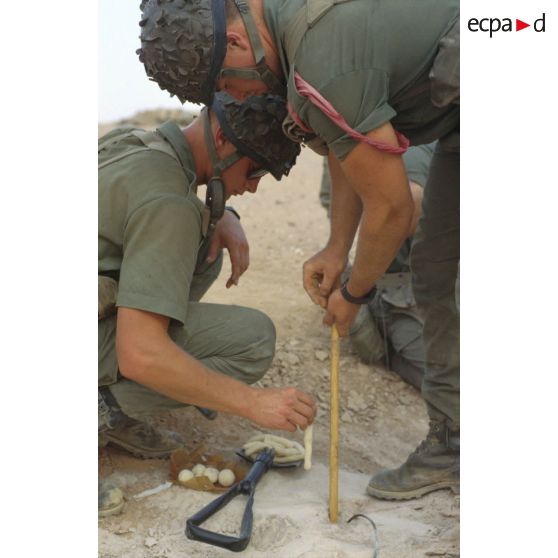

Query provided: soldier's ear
[226,30,251,53]
[214,126,229,150]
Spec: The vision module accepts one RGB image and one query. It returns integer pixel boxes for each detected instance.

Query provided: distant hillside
[99,108,199,137]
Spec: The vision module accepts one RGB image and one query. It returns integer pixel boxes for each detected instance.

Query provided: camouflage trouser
[411,136,460,427]
[349,294,425,390]
[98,253,276,419]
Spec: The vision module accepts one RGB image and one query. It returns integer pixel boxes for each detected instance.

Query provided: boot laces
[410,422,447,457]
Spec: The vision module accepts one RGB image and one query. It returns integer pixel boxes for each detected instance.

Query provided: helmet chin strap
[203,107,243,177]
[219,0,286,97]
[202,107,242,234]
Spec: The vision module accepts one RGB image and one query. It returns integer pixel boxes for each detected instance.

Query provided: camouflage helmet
[213,92,300,180]
[137,0,285,106]
[137,0,227,105]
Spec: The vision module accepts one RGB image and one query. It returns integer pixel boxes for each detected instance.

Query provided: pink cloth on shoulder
[289,71,409,154]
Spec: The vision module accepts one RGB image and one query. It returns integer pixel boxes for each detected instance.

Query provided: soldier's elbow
[116,341,156,382]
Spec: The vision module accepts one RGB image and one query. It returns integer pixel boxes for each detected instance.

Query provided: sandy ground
[98,111,459,558]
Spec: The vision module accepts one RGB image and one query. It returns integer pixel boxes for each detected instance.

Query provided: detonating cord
[347,514,379,558]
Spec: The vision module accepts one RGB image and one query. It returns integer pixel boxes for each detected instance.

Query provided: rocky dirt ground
[98,110,459,557]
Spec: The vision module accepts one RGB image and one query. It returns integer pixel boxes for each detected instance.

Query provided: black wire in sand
[347,514,379,558]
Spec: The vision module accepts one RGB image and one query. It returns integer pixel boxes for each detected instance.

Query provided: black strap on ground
[347,514,379,558]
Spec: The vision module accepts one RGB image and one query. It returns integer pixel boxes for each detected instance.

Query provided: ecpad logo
[468,13,546,37]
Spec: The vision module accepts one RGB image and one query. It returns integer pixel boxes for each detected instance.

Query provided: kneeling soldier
[98,93,316,516]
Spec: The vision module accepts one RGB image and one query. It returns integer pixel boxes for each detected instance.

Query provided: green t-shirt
[264,0,459,160]
[402,142,436,190]
[98,124,206,325]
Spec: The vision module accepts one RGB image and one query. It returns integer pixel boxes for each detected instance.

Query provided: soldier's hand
[303,247,347,308]
[323,287,360,337]
[248,387,316,432]
[207,210,249,287]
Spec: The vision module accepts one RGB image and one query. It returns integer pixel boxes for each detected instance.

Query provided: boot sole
[101,435,176,459]
[367,481,459,501]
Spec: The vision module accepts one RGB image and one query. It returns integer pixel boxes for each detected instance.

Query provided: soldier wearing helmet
[98,92,313,516]
[138,0,460,502]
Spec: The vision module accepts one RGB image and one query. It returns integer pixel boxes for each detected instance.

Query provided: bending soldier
[138,0,460,501]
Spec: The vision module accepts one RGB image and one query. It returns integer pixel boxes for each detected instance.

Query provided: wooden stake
[329,325,340,523]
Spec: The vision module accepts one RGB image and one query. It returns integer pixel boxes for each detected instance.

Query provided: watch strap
[340,281,376,305]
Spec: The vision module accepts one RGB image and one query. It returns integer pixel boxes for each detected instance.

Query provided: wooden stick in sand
[329,325,340,523]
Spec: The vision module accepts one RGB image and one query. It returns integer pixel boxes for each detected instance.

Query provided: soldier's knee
[244,309,276,382]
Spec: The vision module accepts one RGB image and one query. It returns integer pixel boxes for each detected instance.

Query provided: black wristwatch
[340,280,376,305]
[225,206,241,220]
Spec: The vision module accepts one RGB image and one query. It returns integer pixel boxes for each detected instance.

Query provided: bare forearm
[116,308,316,431]
[348,182,420,295]
[137,339,256,417]
[339,123,414,297]
[327,152,361,256]
[116,311,256,419]
[348,203,411,296]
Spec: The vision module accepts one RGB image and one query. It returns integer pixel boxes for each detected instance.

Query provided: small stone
[147,528,155,537]
[274,350,286,363]
[115,526,133,535]
[347,390,367,412]
[398,392,415,405]
[341,411,352,423]
[144,537,158,548]
[384,370,400,382]
[286,353,300,366]
[315,350,328,362]
[356,362,371,375]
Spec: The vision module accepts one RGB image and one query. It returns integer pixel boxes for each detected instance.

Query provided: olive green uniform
[265,0,458,160]
[320,144,435,389]
[98,124,275,419]
[264,0,460,426]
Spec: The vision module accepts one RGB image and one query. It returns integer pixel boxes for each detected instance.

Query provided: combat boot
[367,420,459,500]
[98,388,184,459]
[99,478,124,517]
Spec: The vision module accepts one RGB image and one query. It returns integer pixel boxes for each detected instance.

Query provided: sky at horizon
[98,1,200,122]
